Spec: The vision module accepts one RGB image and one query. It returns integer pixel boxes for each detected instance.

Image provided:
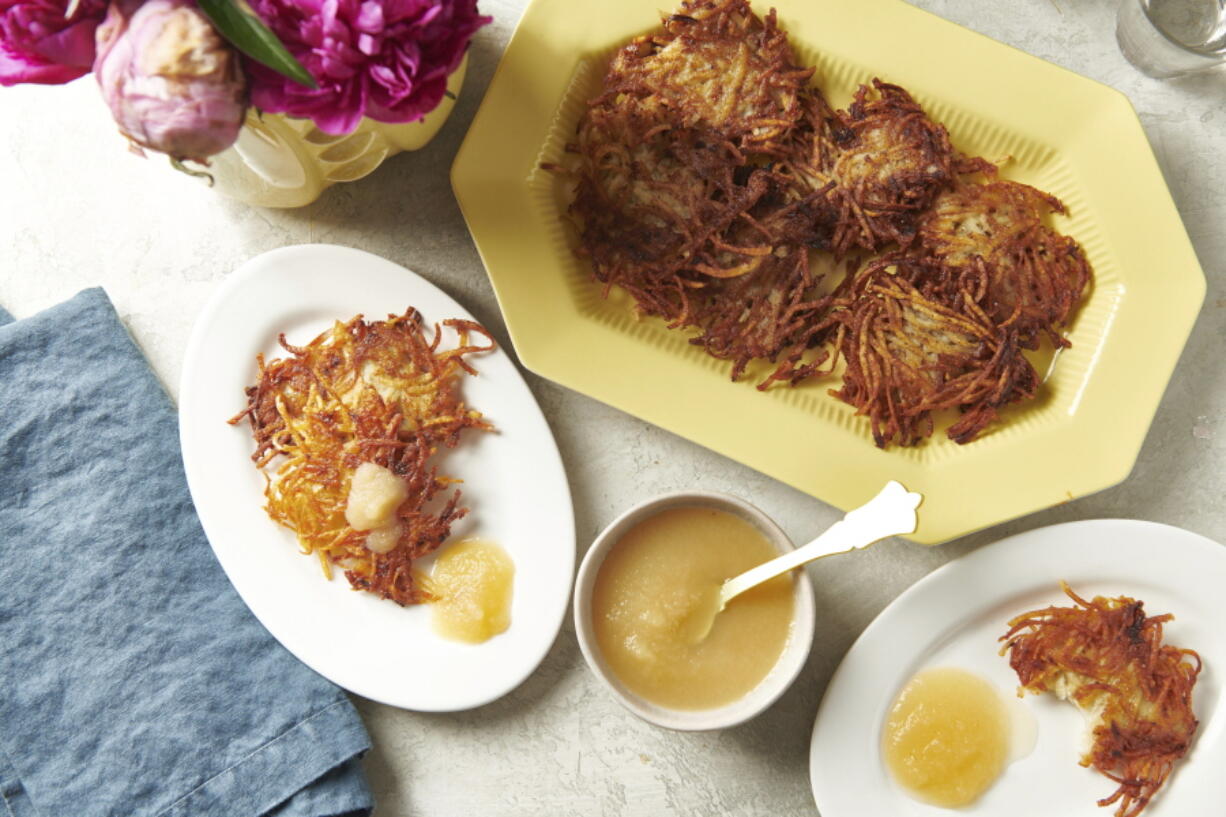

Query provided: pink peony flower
[245,0,489,135]
[0,0,107,86]
[94,0,247,161]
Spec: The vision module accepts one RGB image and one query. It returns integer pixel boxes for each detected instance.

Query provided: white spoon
[687,481,923,643]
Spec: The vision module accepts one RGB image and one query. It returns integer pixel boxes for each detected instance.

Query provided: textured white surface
[1,1,1223,814]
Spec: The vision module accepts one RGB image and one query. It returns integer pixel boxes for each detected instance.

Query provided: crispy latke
[689,246,832,382]
[1001,583,1201,817]
[572,0,816,298]
[603,0,812,151]
[570,115,776,323]
[918,179,1092,347]
[781,80,959,256]
[565,0,838,382]
[230,309,493,606]
[828,259,1039,446]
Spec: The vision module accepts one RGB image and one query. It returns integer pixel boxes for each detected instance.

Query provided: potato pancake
[781,80,958,255]
[570,113,775,323]
[689,247,832,383]
[566,0,837,382]
[919,180,1093,347]
[830,259,1039,446]
[230,309,493,606]
[1001,584,1201,817]
[602,0,811,150]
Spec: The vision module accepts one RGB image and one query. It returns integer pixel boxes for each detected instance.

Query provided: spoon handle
[718,481,922,609]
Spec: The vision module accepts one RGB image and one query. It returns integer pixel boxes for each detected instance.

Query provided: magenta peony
[94,0,247,161]
[245,0,489,135]
[0,0,107,86]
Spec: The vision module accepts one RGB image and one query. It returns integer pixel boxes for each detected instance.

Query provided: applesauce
[882,667,1012,808]
[591,505,794,710]
[429,539,514,643]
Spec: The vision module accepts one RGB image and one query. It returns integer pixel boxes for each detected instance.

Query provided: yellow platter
[451,0,1205,544]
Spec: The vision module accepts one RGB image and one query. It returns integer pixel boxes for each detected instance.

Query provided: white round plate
[810,519,1226,817]
[180,244,575,711]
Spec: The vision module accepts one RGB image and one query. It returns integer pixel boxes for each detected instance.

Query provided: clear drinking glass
[1116,0,1226,77]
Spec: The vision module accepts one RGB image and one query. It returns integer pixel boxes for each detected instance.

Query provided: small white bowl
[573,491,816,731]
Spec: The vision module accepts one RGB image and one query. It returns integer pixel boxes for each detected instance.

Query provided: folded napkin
[0,289,373,817]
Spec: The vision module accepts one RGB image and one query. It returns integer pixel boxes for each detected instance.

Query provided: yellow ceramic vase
[197,56,466,208]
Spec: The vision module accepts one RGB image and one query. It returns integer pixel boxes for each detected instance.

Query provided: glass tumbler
[1116,0,1226,77]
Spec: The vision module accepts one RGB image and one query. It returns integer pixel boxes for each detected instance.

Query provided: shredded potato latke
[1001,583,1201,817]
[918,180,1093,348]
[560,0,835,385]
[230,309,494,606]
[829,258,1040,447]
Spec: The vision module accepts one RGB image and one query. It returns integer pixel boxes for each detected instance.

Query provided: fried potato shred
[1001,583,1201,817]
[918,179,1093,347]
[603,0,810,151]
[781,80,958,255]
[829,258,1039,446]
[563,0,836,382]
[557,0,1093,446]
[230,309,494,606]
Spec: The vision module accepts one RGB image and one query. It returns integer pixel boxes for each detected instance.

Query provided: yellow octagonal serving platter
[451,0,1205,544]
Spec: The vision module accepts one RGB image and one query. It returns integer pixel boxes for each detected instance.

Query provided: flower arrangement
[0,0,489,163]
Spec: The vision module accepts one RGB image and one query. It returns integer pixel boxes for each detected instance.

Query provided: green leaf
[199,0,318,90]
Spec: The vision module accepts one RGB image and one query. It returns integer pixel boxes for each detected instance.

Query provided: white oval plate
[810,519,1226,816]
[180,244,575,711]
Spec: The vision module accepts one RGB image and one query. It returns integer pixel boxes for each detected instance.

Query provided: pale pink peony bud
[94,0,246,162]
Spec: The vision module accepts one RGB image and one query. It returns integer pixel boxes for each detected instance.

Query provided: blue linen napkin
[0,289,374,817]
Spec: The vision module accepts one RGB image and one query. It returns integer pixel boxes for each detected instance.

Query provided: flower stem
[170,157,215,187]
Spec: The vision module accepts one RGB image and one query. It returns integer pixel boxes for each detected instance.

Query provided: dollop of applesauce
[345,462,407,532]
[591,505,794,710]
[882,667,1018,808]
[430,540,514,643]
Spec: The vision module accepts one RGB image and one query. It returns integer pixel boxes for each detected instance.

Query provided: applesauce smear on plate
[428,539,516,644]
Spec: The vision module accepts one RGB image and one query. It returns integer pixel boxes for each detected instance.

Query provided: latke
[231,309,493,606]
[918,179,1093,347]
[829,260,1039,446]
[1002,584,1201,817]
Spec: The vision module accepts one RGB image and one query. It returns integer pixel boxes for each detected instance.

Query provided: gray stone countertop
[1,1,1222,814]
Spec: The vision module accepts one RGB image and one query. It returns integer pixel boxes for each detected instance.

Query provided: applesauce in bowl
[574,492,816,731]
